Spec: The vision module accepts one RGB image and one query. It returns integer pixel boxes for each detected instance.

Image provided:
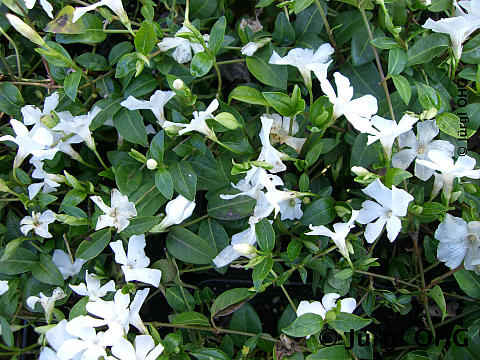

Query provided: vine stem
[314,0,344,63]
[426,264,464,290]
[213,61,222,99]
[359,7,395,121]
[270,269,297,312]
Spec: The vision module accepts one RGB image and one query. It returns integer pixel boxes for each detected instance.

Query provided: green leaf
[109,41,134,65]
[32,254,64,286]
[391,74,411,105]
[122,216,158,237]
[306,345,351,360]
[55,14,107,44]
[228,86,269,106]
[115,53,137,78]
[64,70,82,101]
[282,313,324,337]
[69,297,89,319]
[388,47,407,75]
[246,45,287,89]
[135,21,157,54]
[252,258,273,291]
[255,218,275,253]
[406,33,449,66]
[428,285,447,321]
[272,12,295,46]
[112,108,148,146]
[190,0,218,18]
[293,3,325,39]
[155,168,174,199]
[305,138,339,167]
[0,247,37,275]
[76,229,111,260]
[370,36,398,49]
[115,165,143,195]
[211,288,254,319]
[329,312,372,332]
[0,317,13,347]
[351,27,375,67]
[334,268,354,280]
[123,74,159,98]
[0,83,24,118]
[166,226,216,264]
[350,133,377,168]
[191,52,213,77]
[384,167,412,187]
[36,41,75,68]
[300,198,335,227]
[209,16,226,56]
[149,131,165,163]
[416,82,441,111]
[437,112,475,139]
[454,268,480,298]
[191,349,231,360]
[169,161,197,201]
[207,190,256,220]
[198,218,229,255]
[333,10,372,47]
[166,286,195,311]
[173,311,210,327]
[213,112,241,130]
[461,32,480,64]
[77,53,109,71]
[228,303,262,346]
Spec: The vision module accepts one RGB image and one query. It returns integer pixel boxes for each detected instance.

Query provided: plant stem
[426,264,464,289]
[314,0,344,63]
[354,270,420,289]
[217,58,246,66]
[93,149,108,170]
[270,269,297,312]
[0,27,22,79]
[178,214,210,228]
[213,61,222,99]
[359,7,395,121]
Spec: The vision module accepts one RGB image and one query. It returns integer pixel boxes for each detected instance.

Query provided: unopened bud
[463,183,477,194]
[351,166,370,176]
[324,310,336,322]
[146,158,158,170]
[6,14,45,46]
[173,78,185,90]
[233,243,256,255]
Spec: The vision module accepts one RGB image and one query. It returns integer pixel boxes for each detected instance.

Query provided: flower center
[417,145,425,154]
[386,210,393,218]
[289,199,296,207]
[468,234,477,243]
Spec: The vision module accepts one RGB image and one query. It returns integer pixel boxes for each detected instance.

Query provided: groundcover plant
[0,0,480,358]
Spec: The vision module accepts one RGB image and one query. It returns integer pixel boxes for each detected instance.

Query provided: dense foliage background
[0,0,480,359]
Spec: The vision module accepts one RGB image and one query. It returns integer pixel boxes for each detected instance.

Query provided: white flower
[22,92,59,127]
[52,249,86,280]
[455,0,480,16]
[263,184,298,221]
[28,159,64,200]
[319,72,378,133]
[269,45,334,87]
[110,235,162,287]
[111,335,164,360]
[53,107,100,150]
[366,114,419,159]
[20,210,56,238]
[297,293,356,319]
[416,151,480,200]
[267,113,307,154]
[42,319,77,360]
[423,16,480,60]
[157,26,208,64]
[0,280,8,296]
[213,225,257,268]
[27,287,66,323]
[278,198,303,221]
[0,119,54,167]
[220,166,271,201]
[91,188,137,233]
[173,79,185,90]
[258,115,288,173]
[5,14,45,46]
[307,210,359,259]
[155,195,195,231]
[163,99,218,140]
[241,39,270,57]
[84,290,130,334]
[392,120,455,181]
[72,0,131,28]
[357,179,414,243]
[70,271,116,302]
[232,243,257,255]
[120,90,175,126]
[435,214,480,270]
[24,0,54,17]
[127,288,150,334]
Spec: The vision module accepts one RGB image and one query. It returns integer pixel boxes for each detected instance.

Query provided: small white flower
[43,319,77,358]
[319,72,378,133]
[155,195,195,231]
[91,188,137,233]
[120,90,175,126]
[366,114,419,159]
[213,225,257,268]
[435,214,480,270]
[84,290,130,333]
[0,280,8,296]
[27,287,66,323]
[22,92,59,128]
[173,78,185,90]
[232,243,257,255]
[20,210,56,238]
[28,160,64,200]
[423,16,480,60]
[70,271,116,302]
[258,115,288,173]
[279,197,303,221]
[157,26,209,64]
[0,119,54,167]
[267,113,307,154]
[357,179,414,243]
[416,151,480,200]
[307,210,359,259]
[220,166,272,201]
[111,335,164,360]
[392,120,455,181]
[163,99,218,140]
[110,235,162,287]
[72,0,131,28]
[53,107,100,150]
[269,45,334,87]
[455,0,480,16]
[146,159,158,170]
[52,249,86,280]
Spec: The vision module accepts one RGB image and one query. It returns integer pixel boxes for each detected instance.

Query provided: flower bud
[232,243,256,255]
[146,158,158,170]
[173,78,185,91]
[463,183,477,194]
[6,14,45,47]
[351,166,370,177]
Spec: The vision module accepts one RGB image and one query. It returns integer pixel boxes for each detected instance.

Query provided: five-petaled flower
[91,188,137,233]
[121,90,175,126]
[52,249,86,280]
[20,210,56,238]
[157,26,209,64]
